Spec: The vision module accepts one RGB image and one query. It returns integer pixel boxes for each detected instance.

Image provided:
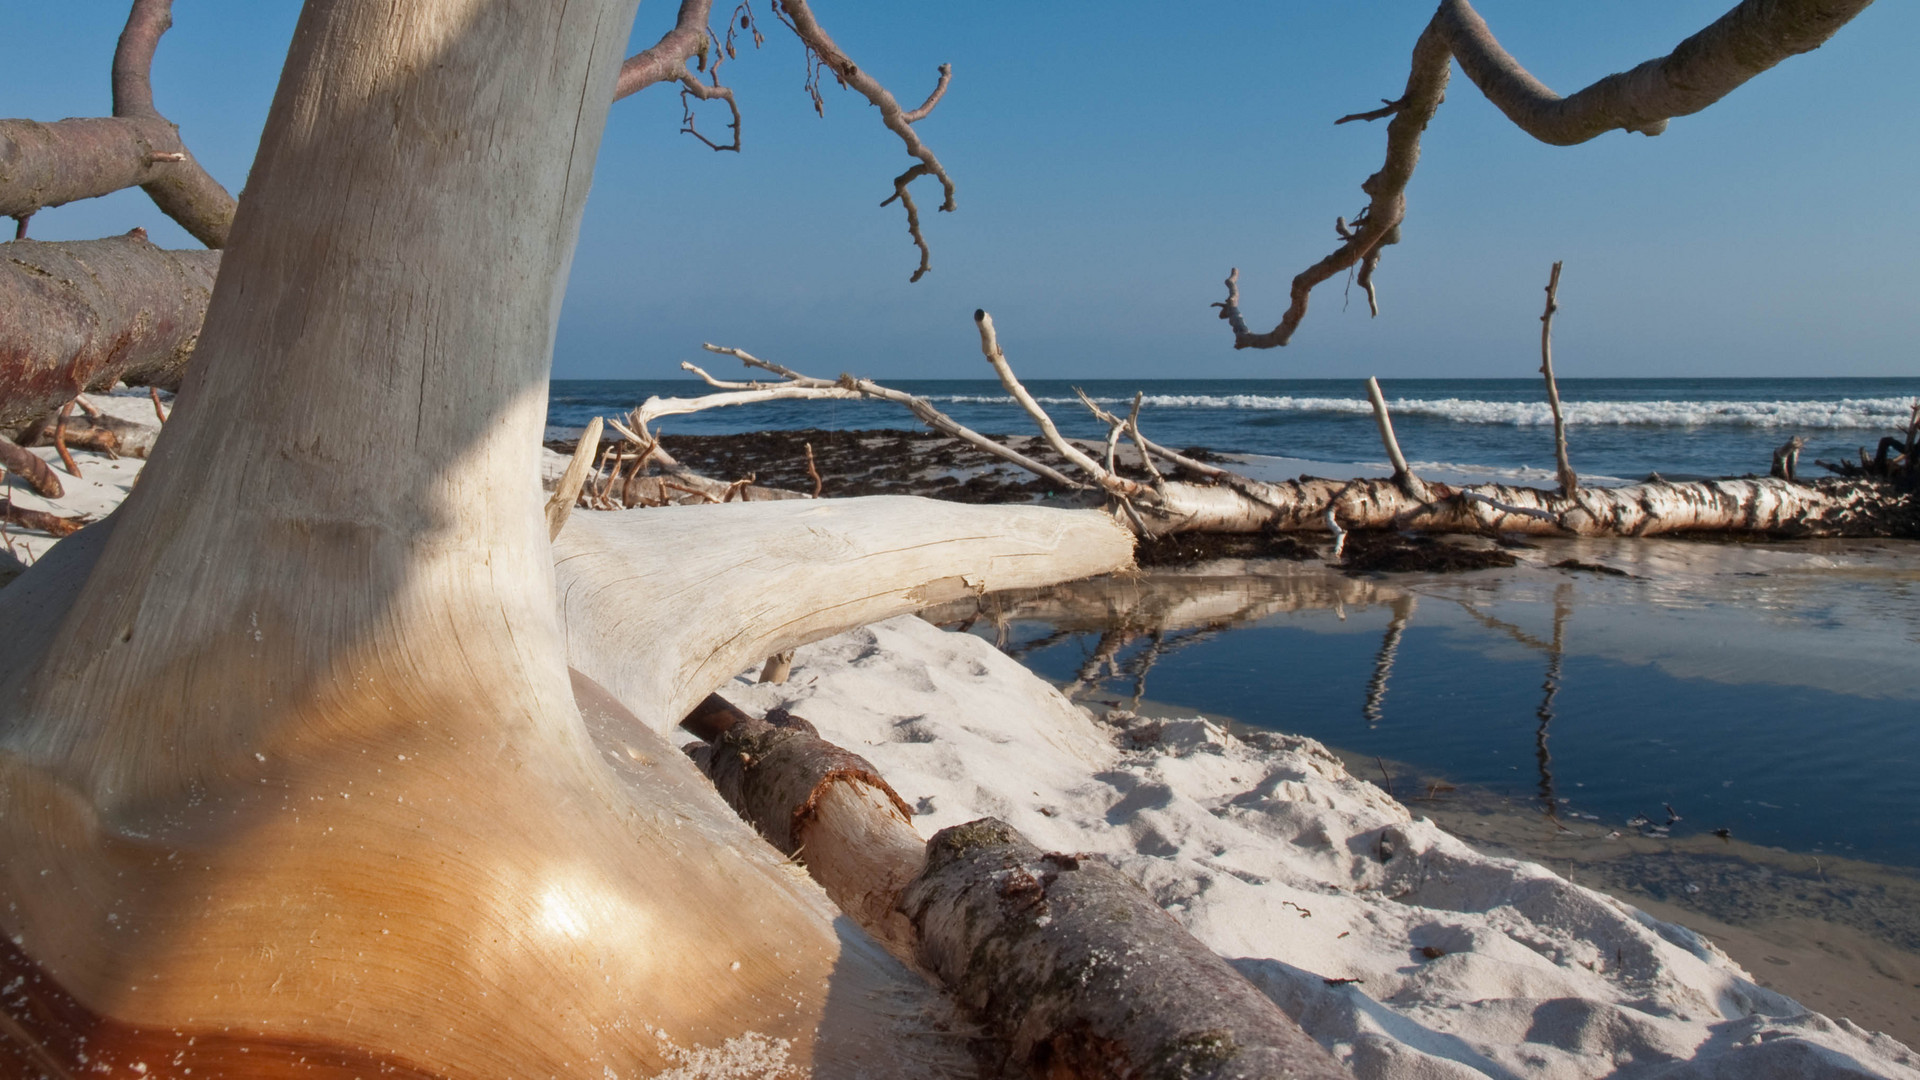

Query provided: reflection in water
[926,537,1920,867]
[1362,595,1416,727]
[1535,585,1572,820]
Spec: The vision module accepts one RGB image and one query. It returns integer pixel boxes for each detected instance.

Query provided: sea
[550,376,1920,484]
[549,377,1920,872]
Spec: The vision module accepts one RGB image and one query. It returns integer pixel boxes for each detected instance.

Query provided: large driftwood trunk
[0,236,217,429]
[555,496,1136,733]
[0,2,1097,1076]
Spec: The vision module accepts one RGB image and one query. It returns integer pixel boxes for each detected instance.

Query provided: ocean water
[551,377,1920,482]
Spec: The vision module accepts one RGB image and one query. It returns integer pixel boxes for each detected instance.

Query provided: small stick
[2,502,85,537]
[803,442,822,498]
[52,402,81,478]
[1125,393,1164,483]
[1539,262,1577,497]
[759,650,796,684]
[1365,376,1429,502]
[0,436,63,499]
[661,480,720,504]
[70,395,102,419]
[1324,504,1347,560]
[12,214,29,241]
[148,387,169,423]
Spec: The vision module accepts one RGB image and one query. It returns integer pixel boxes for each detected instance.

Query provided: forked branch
[1221,0,1875,348]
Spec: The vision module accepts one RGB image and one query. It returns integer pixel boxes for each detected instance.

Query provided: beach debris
[644,312,1920,548]
[1419,945,1447,960]
[1323,976,1363,986]
[683,693,1347,1080]
[1771,435,1807,481]
[0,435,63,499]
[1553,558,1629,576]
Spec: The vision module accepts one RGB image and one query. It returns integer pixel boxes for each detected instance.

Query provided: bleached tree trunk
[0,2,1028,1076]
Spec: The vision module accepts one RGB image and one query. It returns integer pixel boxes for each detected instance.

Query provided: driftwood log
[685,696,926,957]
[656,313,1918,544]
[0,236,218,430]
[555,496,1137,735]
[906,819,1348,1080]
[683,694,1349,1079]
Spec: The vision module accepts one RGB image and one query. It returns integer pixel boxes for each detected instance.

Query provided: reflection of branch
[1534,584,1572,819]
[1362,595,1416,726]
[1220,0,1873,348]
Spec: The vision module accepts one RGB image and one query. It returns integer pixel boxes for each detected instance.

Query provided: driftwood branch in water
[0,236,219,429]
[1540,262,1578,496]
[1219,0,1875,347]
[1366,375,1429,502]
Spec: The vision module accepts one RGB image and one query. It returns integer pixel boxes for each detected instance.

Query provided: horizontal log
[0,236,217,430]
[903,818,1348,1080]
[691,701,925,956]
[555,496,1135,733]
[0,115,184,221]
[1144,473,1915,539]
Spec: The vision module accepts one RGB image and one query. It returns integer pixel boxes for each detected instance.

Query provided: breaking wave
[930,394,1916,430]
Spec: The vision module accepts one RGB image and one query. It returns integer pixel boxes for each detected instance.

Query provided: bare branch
[1538,261,1577,496]
[773,0,956,281]
[974,310,1148,501]
[679,75,743,152]
[1224,0,1874,348]
[900,62,952,124]
[614,0,719,100]
[112,0,237,247]
[695,343,1085,490]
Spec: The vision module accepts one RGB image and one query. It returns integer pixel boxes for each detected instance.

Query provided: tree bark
[0,117,196,221]
[903,818,1349,1080]
[0,236,218,430]
[0,2,996,1075]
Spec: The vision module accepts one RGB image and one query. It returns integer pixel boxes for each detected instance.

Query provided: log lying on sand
[686,695,926,958]
[683,695,1348,1079]
[555,496,1137,733]
[906,819,1348,1080]
[0,236,218,430]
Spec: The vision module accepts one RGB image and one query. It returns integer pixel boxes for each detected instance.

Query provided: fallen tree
[628,308,1920,545]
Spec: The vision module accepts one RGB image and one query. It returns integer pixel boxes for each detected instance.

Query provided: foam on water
[933,393,1918,429]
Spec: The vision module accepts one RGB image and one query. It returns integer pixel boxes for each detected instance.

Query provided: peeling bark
[903,818,1348,1080]
[0,236,217,429]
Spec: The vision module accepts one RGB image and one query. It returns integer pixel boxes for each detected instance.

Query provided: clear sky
[6,2,1916,380]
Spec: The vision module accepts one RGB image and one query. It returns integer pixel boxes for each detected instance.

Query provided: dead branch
[148,387,169,423]
[1539,262,1577,496]
[974,310,1148,502]
[1222,0,1873,347]
[773,0,956,281]
[1771,435,1807,481]
[803,441,822,497]
[1365,376,1430,502]
[52,402,80,478]
[675,345,1084,489]
[0,436,63,499]
[0,501,84,537]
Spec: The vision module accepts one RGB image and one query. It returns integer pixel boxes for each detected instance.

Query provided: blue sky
[6,2,1916,380]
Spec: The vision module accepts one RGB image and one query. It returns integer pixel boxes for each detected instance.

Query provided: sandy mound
[723,614,1920,1079]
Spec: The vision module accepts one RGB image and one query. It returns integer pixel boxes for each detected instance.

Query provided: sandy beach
[5,421,1917,1075]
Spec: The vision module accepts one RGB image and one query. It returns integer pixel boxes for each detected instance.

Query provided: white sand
[723,614,1920,1079]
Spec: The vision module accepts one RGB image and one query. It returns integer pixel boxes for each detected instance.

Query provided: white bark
[556,496,1137,734]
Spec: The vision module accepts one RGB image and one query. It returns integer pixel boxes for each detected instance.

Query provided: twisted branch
[773,0,956,281]
[1220,0,1875,348]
